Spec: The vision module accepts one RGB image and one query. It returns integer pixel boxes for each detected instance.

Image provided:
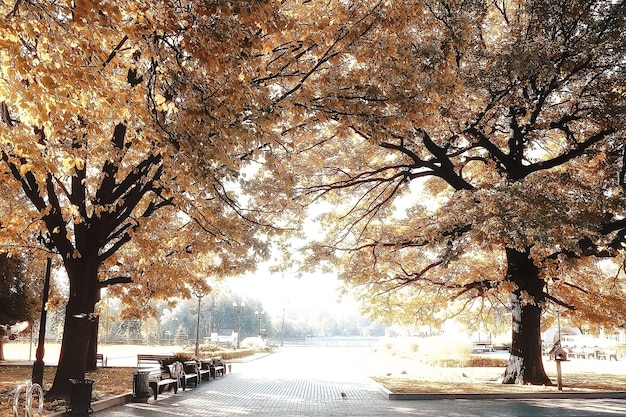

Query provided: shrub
[418,335,471,364]
[241,337,265,350]
[160,352,194,366]
[180,344,256,360]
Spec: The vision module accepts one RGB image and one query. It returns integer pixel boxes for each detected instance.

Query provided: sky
[221,203,364,317]
[228,271,360,317]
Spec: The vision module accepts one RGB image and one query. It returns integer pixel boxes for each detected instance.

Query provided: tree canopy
[1,0,625,394]
[273,0,626,384]
[0,0,297,396]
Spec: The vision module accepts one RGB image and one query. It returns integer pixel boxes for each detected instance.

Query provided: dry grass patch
[369,338,626,395]
[0,366,132,416]
[375,371,626,394]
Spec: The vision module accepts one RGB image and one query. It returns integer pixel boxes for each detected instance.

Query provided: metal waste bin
[67,378,94,416]
[133,369,152,402]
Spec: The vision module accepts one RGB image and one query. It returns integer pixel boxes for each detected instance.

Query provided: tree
[174,324,189,347]
[0,253,39,360]
[275,0,626,385]
[0,0,295,397]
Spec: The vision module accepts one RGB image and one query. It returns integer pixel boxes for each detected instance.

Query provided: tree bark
[86,314,100,372]
[46,258,99,399]
[502,247,551,385]
[86,288,102,372]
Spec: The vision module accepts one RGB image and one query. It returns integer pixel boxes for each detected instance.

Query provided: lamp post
[31,257,51,386]
[232,301,245,349]
[193,287,206,358]
[255,310,265,337]
[280,306,286,347]
[171,317,178,345]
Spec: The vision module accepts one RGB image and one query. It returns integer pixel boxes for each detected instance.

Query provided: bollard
[132,370,152,403]
[67,379,94,416]
[228,364,232,373]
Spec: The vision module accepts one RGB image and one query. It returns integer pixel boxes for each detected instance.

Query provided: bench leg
[149,382,158,400]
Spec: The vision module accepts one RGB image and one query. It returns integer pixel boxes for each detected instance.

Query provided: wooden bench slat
[137,353,173,367]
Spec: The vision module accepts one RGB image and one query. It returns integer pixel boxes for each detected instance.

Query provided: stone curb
[47,392,133,416]
[374,380,626,401]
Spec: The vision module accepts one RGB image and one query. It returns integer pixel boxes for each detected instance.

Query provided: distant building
[211,329,237,347]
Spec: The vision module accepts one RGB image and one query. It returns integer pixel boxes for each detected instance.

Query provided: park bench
[148,362,181,400]
[181,361,199,388]
[596,348,618,361]
[471,342,493,354]
[211,357,226,378]
[137,353,173,367]
[569,346,594,359]
[96,353,107,367]
[201,357,226,379]
[196,361,211,381]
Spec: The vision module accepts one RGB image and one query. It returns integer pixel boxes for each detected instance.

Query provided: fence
[270,337,381,347]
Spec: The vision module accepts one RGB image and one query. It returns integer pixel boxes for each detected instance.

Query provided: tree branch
[98,276,133,288]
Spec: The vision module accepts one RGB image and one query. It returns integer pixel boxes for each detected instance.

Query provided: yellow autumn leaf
[68,205,80,217]
[63,157,76,171]
[19,164,33,176]
[155,94,166,105]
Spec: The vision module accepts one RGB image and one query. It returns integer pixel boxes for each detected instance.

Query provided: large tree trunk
[46,258,99,399]
[86,316,100,371]
[502,247,552,385]
[86,290,101,372]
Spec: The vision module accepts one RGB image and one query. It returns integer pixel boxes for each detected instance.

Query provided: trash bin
[133,370,152,402]
[67,378,94,416]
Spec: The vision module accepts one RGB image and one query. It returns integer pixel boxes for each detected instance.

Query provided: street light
[193,286,207,358]
[32,257,51,386]
[255,310,265,337]
[232,301,245,349]
[280,306,286,347]
[171,317,178,345]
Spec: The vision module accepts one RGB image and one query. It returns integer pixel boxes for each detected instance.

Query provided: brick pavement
[92,347,626,417]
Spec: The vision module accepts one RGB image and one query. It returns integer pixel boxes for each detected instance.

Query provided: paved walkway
[94,347,626,417]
